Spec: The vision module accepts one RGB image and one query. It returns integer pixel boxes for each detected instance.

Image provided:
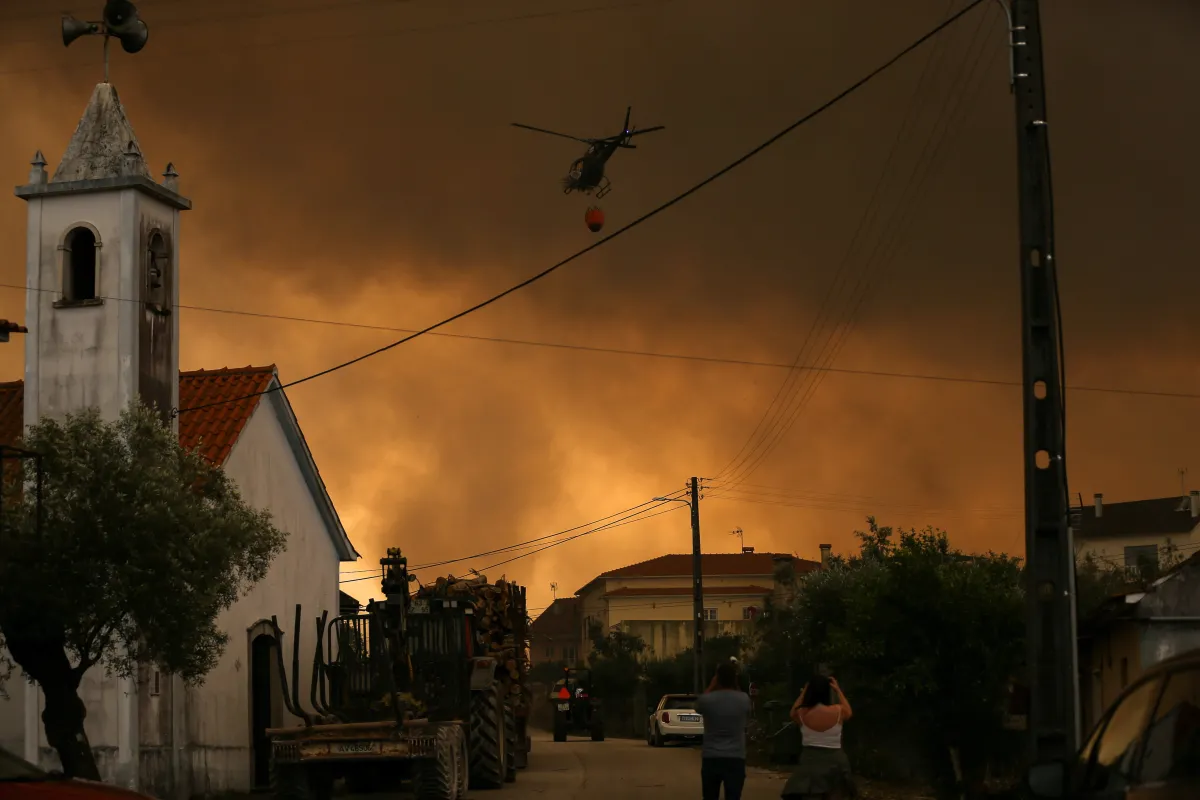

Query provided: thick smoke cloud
[0,0,1197,611]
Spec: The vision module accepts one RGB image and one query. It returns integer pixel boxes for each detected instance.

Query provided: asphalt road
[341,731,786,799]
[491,732,787,800]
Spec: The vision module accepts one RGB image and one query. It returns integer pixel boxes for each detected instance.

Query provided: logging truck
[262,549,531,800]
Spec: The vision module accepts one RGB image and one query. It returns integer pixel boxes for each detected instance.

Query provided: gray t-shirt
[696,689,752,759]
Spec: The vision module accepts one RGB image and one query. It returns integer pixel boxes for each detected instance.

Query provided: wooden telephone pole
[1009,0,1080,762]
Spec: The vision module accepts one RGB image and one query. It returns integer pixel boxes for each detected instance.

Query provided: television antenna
[730,527,744,551]
[61,2,150,84]
[550,582,558,599]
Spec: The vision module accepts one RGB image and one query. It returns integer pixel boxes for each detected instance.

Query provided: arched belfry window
[62,226,99,303]
[145,230,170,314]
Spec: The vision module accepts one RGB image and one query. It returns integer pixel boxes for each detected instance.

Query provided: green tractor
[550,667,604,742]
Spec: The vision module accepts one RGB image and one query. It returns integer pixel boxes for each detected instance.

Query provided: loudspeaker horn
[102,0,150,54]
[61,15,99,48]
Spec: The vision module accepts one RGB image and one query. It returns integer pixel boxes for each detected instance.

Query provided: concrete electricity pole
[1007,0,1080,762]
[690,476,704,694]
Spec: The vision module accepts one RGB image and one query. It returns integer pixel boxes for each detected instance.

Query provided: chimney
[1094,493,1103,518]
[819,543,832,566]
[1190,490,1198,519]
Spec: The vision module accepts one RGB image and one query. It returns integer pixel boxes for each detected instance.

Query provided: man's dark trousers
[701,756,746,800]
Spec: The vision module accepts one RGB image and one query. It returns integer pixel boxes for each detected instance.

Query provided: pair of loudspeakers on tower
[62,1,149,54]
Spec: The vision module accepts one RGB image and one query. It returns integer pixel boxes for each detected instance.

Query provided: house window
[742,607,754,620]
[545,646,555,660]
[564,646,576,663]
[703,608,718,621]
[62,226,98,303]
[150,668,162,697]
[1123,544,1158,569]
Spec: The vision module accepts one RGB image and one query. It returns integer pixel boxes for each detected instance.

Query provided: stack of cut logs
[421,573,528,695]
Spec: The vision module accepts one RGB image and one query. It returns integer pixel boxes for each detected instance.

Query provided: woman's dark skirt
[781,745,857,799]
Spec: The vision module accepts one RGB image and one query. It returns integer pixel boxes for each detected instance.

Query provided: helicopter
[512,106,664,199]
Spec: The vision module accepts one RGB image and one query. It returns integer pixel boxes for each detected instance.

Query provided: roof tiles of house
[0,366,276,465]
[530,597,581,636]
[600,552,813,578]
[1076,496,1200,540]
[602,585,772,598]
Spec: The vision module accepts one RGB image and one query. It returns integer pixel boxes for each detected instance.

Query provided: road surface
[348,732,789,799]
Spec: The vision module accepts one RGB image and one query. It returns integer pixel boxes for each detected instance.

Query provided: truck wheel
[503,701,518,783]
[590,719,605,742]
[269,755,331,800]
[469,680,506,790]
[414,726,459,800]
[455,726,469,800]
[552,711,567,742]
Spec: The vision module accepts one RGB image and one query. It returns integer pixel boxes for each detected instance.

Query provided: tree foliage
[0,403,287,778]
[751,518,1025,797]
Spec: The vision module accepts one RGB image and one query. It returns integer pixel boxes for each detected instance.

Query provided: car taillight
[661,712,670,723]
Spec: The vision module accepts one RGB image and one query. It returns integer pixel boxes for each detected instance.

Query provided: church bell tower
[16,81,191,428]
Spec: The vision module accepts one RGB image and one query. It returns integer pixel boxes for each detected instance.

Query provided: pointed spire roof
[51,83,151,183]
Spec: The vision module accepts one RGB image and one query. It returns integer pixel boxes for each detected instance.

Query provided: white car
[646,693,704,746]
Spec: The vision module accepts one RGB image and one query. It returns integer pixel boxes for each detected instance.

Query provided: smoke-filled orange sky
[0,0,1197,615]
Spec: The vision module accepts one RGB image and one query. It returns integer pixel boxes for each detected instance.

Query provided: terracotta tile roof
[0,366,277,466]
[601,552,814,578]
[576,552,818,597]
[178,366,276,464]
[530,597,581,637]
[1075,496,1200,540]
[0,380,23,451]
[602,585,773,598]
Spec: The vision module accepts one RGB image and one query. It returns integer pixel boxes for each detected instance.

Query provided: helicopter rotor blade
[626,125,665,137]
[623,106,631,134]
[511,122,595,144]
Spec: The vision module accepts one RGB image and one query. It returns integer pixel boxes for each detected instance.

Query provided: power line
[717,3,1002,487]
[713,0,964,484]
[338,491,688,584]
[167,0,987,417]
[3,280,1196,400]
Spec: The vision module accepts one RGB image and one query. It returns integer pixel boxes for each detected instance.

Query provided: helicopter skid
[595,181,612,199]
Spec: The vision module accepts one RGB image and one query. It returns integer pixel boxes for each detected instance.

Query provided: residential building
[0,83,359,798]
[1074,492,1200,569]
[1077,551,1200,734]
[575,548,820,660]
[529,597,583,667]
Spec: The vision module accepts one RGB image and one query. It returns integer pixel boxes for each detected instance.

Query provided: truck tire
[469,680,506,790]
[269,755,331,800]
[503,701,517,783]
[414,726,459,800]
[591,717,605,742]
[455,726,469,800]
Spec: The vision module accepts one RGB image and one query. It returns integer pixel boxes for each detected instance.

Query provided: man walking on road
[696,661,752,800]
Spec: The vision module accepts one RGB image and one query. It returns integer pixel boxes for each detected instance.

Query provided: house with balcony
[575,548,822,660]
[1074,491,1200,569]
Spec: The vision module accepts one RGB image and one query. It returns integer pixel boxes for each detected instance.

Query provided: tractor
[550,667,604,742]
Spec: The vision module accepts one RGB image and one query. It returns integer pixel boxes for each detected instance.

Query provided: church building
[0,82,360,797]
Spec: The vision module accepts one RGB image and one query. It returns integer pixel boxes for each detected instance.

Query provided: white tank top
[799,705,843,749]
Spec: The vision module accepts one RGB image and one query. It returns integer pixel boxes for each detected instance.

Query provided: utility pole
[1010,0,1079,763]
[690,476,704,694]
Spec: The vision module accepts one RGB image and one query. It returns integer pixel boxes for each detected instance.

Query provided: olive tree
[0,403,286,780]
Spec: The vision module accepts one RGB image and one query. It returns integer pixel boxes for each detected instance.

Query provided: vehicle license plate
[333,742,380,755]
[557,703,570,711]
[680,714,701,722]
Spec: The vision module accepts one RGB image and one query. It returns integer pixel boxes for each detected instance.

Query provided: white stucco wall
[178,395,342,796]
